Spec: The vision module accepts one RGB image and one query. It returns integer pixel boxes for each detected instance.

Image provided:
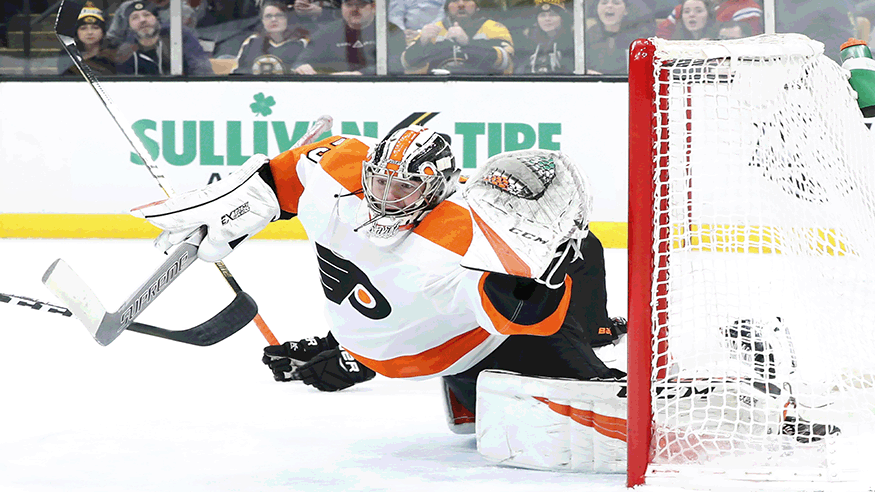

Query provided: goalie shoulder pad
[475,370,626,473]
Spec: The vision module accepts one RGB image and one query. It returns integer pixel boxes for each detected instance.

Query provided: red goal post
[627,35,875,489]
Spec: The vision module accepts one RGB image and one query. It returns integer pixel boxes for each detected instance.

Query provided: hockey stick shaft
[54,0,331,346]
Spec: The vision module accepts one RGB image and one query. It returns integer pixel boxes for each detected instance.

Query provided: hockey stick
[2,289,257,346]
[50,0,332,346]
[44,227,206,345]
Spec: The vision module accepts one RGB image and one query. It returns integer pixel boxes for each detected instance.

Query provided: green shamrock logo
[250,93,276,116]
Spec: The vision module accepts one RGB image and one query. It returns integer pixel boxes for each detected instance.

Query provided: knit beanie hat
[533,0,568,16]
[77,1,106,31]
[126,1,161,22]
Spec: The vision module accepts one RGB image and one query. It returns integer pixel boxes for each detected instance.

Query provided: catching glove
[131,155,280,262]
[461,150,592,281]
[262,333,338,382]
[298,347,377,392]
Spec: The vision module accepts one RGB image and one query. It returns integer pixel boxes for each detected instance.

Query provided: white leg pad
[475,370,627,473]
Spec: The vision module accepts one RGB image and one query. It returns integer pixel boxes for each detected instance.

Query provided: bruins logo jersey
[250,54,286,75]
[233,34,306,75]
[402,18,514,75]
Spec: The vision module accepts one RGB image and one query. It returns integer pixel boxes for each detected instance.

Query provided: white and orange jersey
[268,135,573,380]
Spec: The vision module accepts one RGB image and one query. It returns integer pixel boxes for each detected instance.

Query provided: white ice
[0,238,687,492]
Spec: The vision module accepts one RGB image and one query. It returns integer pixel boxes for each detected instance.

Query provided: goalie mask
[359,126,458,239]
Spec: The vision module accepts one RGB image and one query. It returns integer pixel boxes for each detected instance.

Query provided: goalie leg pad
[475,370,627,473]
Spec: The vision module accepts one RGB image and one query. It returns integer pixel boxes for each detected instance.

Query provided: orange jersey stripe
[533,397,628,442]
[269,146,308,215]
[345,327,491,378]
[414,200,473,256]
[269,137,369,213]
[321,138,370,194]
[479,272,571,336]
[470,209,531,277]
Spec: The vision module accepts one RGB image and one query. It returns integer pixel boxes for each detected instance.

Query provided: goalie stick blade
[42,227,205,346]
[127,291,258,346]
[42,259,108,339]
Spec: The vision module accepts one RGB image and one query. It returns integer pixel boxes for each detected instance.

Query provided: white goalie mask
[359,126,459,239]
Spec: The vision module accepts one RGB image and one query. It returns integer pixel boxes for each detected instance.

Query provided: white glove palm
[131,155,281,262]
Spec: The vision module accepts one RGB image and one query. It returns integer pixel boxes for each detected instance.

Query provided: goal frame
[625,34,875,489]
[627,37,658,488]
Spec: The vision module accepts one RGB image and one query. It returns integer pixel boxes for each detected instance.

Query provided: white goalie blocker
[474,370,627,473]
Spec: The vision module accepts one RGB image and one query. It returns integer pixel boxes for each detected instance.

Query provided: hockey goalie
[131,124,634,471]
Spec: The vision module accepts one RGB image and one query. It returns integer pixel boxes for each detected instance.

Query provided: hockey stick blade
[1,290,257,346]
[127,291,257,346]
[0,292,74,317]
[42,227,205,346]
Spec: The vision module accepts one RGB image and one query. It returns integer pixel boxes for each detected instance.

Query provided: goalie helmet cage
[627,34,875,490]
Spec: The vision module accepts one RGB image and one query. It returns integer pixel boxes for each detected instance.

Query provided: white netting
[645,34,875,486]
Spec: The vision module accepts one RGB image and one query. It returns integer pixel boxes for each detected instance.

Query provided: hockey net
[627,34,875,489]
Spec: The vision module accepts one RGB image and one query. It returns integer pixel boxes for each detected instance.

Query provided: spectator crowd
[11,0,863,77]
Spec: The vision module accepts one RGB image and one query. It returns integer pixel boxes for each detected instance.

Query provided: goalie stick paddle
[44,227,208,345]
[52,0,332,346]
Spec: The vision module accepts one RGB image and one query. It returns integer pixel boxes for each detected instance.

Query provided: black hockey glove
[262,332,338,382]
[297,347,377,392]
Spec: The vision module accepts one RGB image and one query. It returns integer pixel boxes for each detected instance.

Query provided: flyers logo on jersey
[315,243,391,320]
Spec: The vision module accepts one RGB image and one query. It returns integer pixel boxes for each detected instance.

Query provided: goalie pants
[443,318,625,416]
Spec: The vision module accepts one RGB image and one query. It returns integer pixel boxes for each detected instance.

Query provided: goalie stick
[50,0,332,346]
[44,227,209,345]
[1,289,257,346]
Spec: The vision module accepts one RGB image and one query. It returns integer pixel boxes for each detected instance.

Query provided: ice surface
[0,238,694,492]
